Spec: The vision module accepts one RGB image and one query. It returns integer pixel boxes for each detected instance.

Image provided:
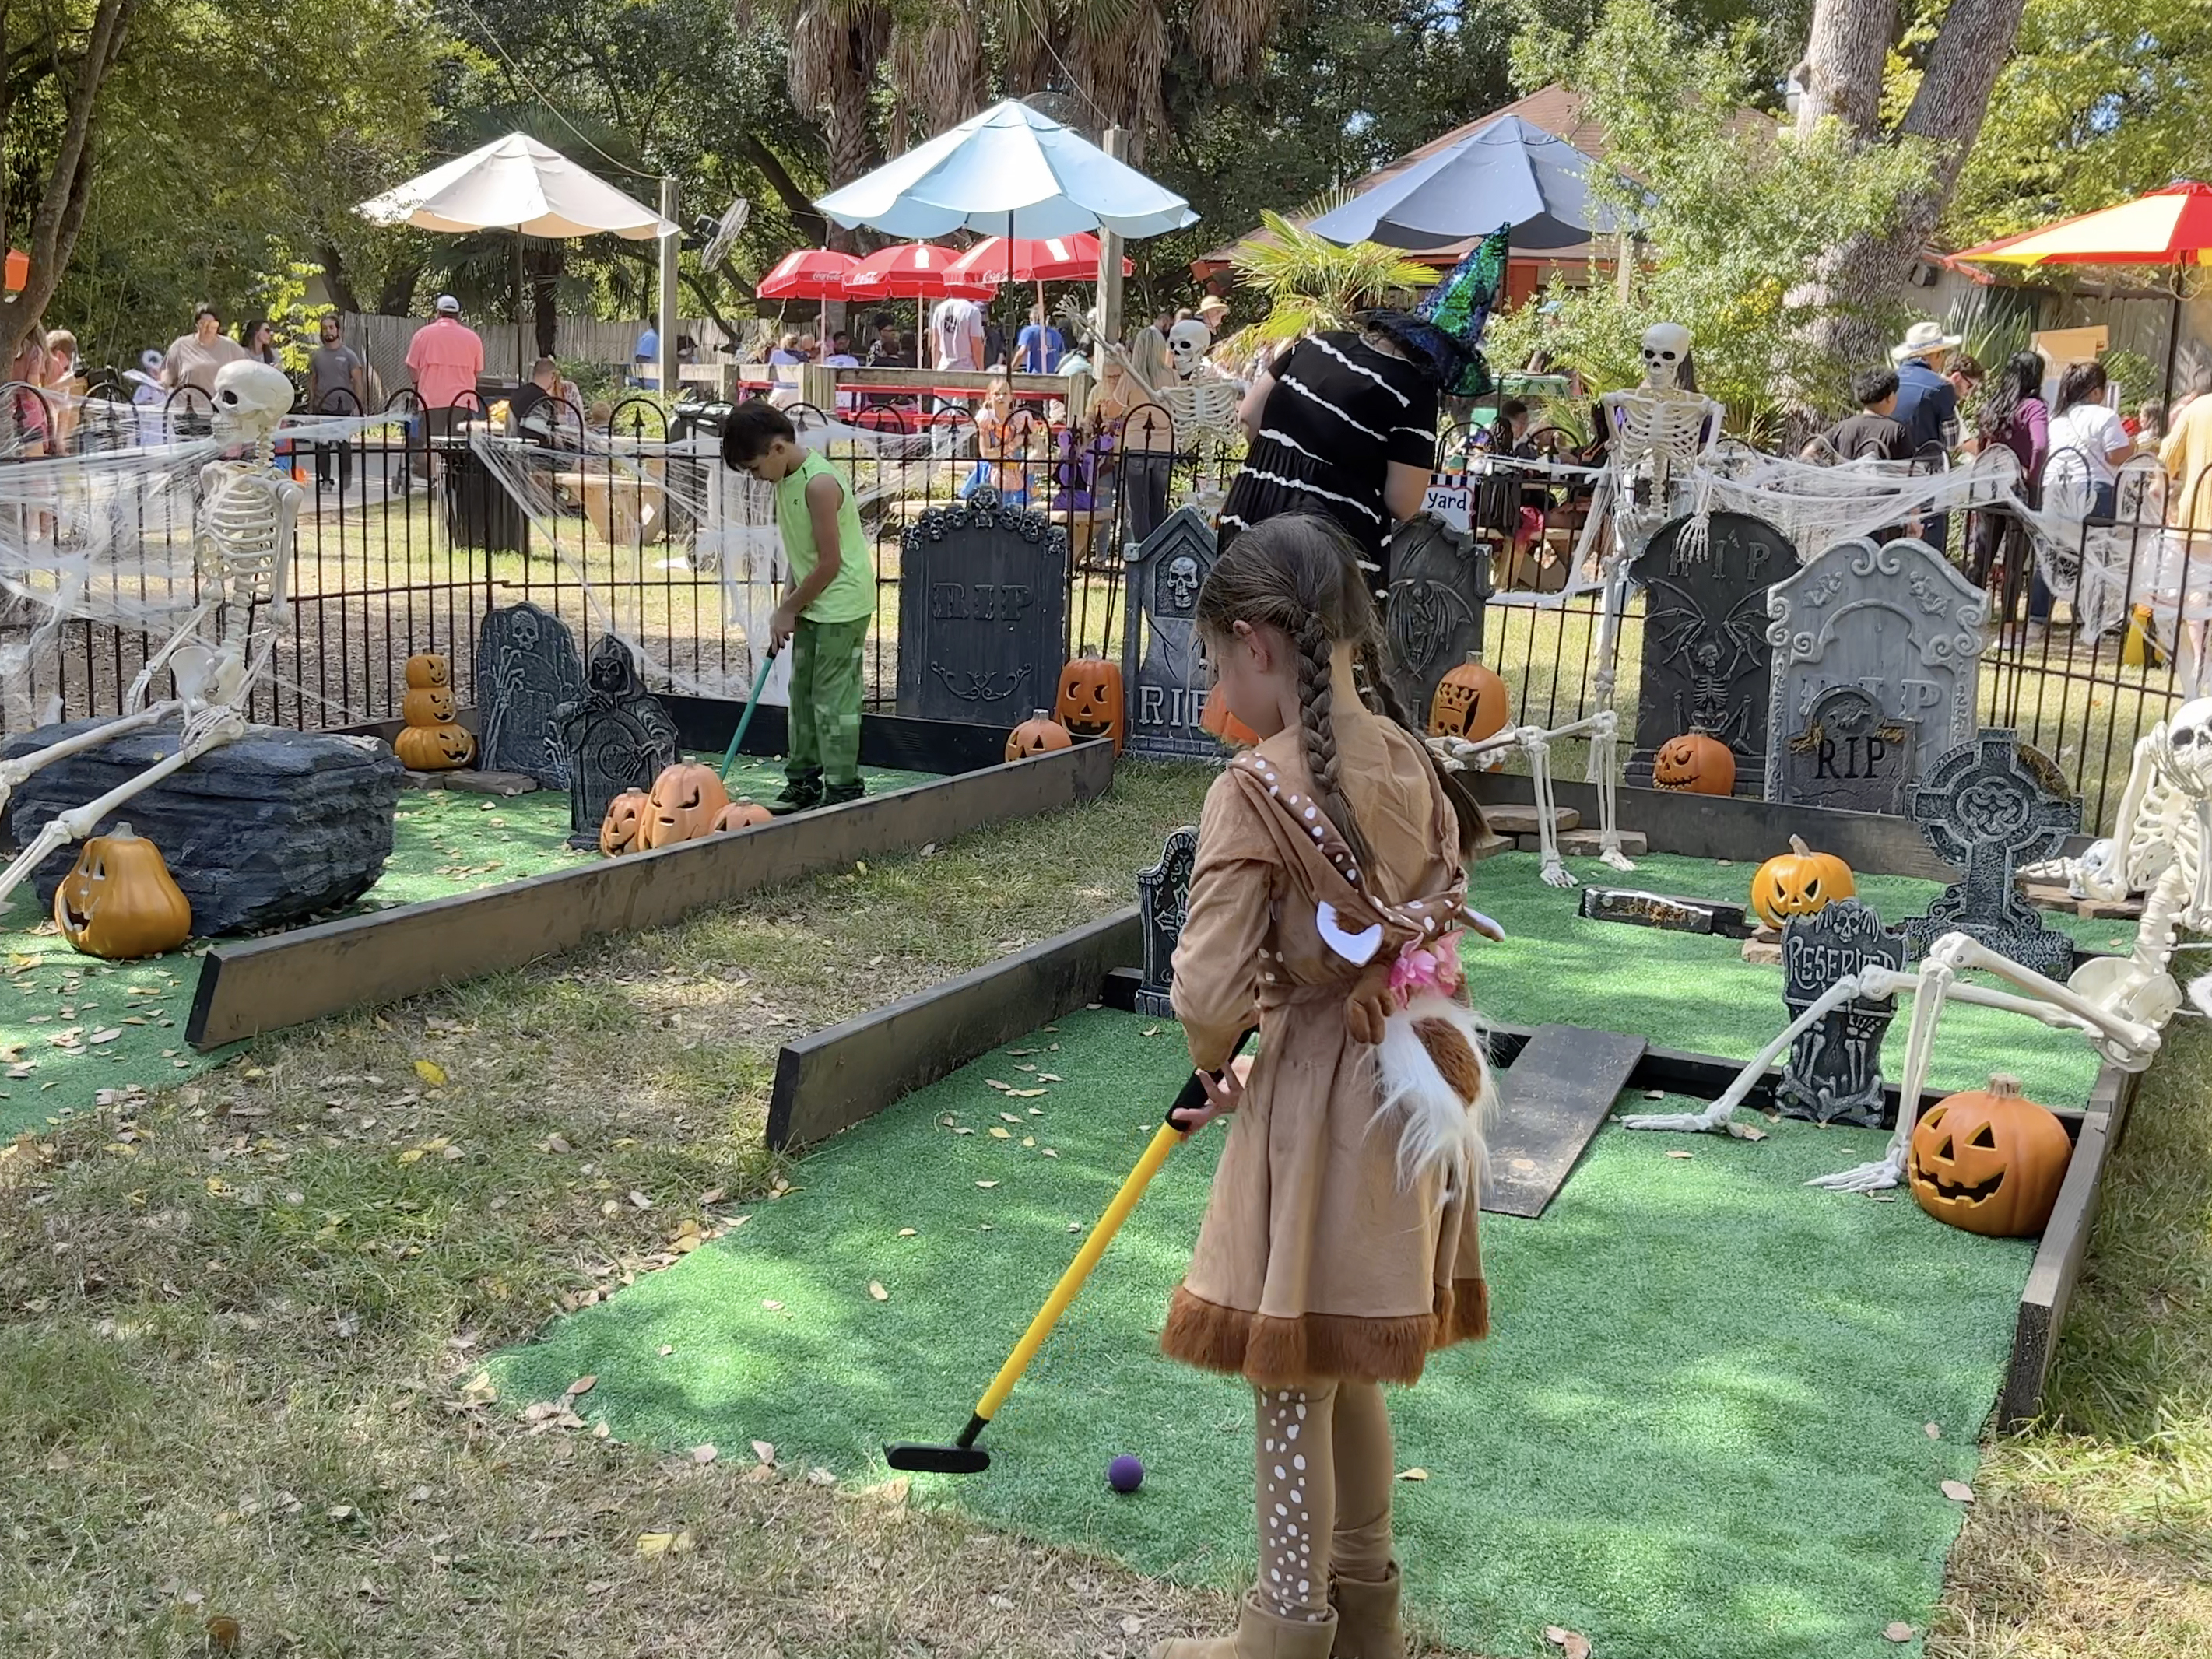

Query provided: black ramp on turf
[1480,1023,1649,1218]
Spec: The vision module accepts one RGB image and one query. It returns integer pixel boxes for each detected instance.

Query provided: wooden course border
[186,724,1114,1050]
[778,917,2128,1426]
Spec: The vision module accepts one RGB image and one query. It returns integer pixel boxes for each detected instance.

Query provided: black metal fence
[1,377,2206,830]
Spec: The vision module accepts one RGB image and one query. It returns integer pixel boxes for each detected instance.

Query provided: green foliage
[248,260,328,378]
[1225,210,1438,349]
[1485,0,1936,420]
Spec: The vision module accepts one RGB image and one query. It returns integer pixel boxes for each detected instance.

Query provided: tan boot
[1150,1592,1341,1658]
[1329,1563,1404,1659]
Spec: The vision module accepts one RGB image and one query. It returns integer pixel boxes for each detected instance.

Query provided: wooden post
[1097,127,1129,347]
[658,177,680,400]
[801,362,837,412]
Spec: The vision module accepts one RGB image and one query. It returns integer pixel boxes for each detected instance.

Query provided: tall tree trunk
[2,0,138,367]
[1792,0,1892,134]
[376,263,423,317]
[528,240,564,359]
[317,243,364,316]
[736,135,830,245]
[1797,0,2028,367]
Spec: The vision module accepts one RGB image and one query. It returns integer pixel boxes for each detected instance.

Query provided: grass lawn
[0,756,2205,1656]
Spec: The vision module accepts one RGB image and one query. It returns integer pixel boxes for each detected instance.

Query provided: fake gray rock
[2,719,402,936]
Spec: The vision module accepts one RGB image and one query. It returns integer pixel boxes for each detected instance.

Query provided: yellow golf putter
[883,1030,1255,1475]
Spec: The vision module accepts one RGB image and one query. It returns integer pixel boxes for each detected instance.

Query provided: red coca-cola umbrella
[758,247,862,346]
[943,232,1132,285]
[844,243,996,361]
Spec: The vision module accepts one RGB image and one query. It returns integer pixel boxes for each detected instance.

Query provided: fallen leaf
[751,1440,777,1465]
[1924,1422,1941,1440]
[988,1127,1012,1139]
[88,1028,121,1045]
[1726,1122,1769,1141]
[999,1111,1023,1123]
[1884,1623,1916,1643]
[868,1281,889,1301]
[1396,1467,1429,1482]
[566,1375,597,1398]
[806,1468,837,1487]
[984,1079,1012,1091]
[897,1228,917,1237]
[1940,1479,1975,1503]
[396,1148,426,1166]
[629,1191,653,1209]
[205,1615,241,1653]
[1006,1087,1047,1098]
[413,1059,448,1088]
[975,1180,999,1189]
[861,1475,911,1506]
[658,1345,674,1357]
[634,1530,694,1556]
[691,1443,718,1464]
[1542,1628,1592,1659]
[1664,1149,1694,1160]
[760,1299,783,1311]
[1140,1026,1160,1037]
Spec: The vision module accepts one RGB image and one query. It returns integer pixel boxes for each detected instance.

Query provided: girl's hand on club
[1176,1054,1252,1132]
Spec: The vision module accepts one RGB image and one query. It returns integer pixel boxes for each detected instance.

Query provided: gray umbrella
[1308,114,1626,251]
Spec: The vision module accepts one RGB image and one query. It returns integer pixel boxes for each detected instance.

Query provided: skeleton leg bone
[0,702,186,826]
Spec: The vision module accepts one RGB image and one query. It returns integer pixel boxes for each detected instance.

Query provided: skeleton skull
[1167,318,1213,381]
[209,360,296,445]
[1639,322,1692,391]
[1162,554,1200,612]
[2157,697,2212,797]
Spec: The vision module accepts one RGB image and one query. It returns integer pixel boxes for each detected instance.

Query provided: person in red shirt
[404,295,484,482]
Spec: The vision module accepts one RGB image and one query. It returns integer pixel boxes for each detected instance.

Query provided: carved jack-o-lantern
[641,763,730,848]
[53,822,192,959]
[1427,653,1510,744]
[1750,836,1856,928]
[1907,1073,2073,1237]
[1652,731,1735,795]
[1201,683,1260,749]
[599,789,651,857]
[712,799,774,833]
[402,686,458,727]
[405,652,451,690]
[395,721,475,770]
[1055,655,1125,752]
[1007,709,1074,762]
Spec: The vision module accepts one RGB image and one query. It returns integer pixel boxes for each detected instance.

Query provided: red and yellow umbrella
[1954,181,2212,268]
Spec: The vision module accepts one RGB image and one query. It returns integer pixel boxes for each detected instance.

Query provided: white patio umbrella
[360,132,676,379]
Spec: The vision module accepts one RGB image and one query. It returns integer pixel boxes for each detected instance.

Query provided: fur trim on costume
[1161,1280,1490,1386]
[1371,994,1495,1191]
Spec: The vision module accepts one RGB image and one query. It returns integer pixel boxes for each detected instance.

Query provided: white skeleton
[1154,317,1242,441]
[1426,707,1635,887]
[0,361,298,902]
[1622,698,2212,1191]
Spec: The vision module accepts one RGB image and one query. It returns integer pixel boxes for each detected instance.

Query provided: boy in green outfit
[720,401,877,812]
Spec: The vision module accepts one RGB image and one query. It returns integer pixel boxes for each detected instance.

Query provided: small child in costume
[720,399,878,813]
[1153,514,1501,1659]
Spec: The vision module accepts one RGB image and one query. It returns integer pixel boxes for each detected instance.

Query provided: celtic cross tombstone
[1905,728,2080,975]
[1382,512,1491,726]
[1121,508,1220,759]
[1777,900,1908,1126]
[897,486,1069,724]
[1134,826,1199,1018]
[1766,535,1988,808]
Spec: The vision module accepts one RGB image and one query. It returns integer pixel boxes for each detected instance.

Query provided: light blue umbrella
[815,100,1197,241]
[1308,114,1623,252]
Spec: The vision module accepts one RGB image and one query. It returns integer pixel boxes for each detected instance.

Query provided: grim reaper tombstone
[1766,535,1988,809]
[897,486,1069,725]
[1121,507,1220,759]
[557,636,682,847]
[476,601,586,787]
[1626,510,1796,792]
[1383,512,1491,725]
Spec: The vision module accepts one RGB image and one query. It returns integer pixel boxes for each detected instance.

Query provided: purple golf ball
[1107,1454,1144,1494]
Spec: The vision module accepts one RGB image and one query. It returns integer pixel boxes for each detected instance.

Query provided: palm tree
[1227,210,1438,352]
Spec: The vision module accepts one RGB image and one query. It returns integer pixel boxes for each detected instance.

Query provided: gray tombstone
[557,636,682,847]
[1383,512,1492,725]
[897,486,1069,724]
[1766,536,1987,805]
[1776,685,1919,815]
[1777,900,1908,1126]
[1120,507,1220,759]
[1135,826,1199,1018]
[1626,511,1796,793]
[1905,729,2081,975]
[476,602,587,787]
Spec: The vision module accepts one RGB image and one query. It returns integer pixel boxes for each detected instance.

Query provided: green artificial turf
[1469,850,2112,1109]
[0,753,935,1139]
[488,1004,2038,1659]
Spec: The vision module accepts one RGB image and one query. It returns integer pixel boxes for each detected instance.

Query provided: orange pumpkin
[405,652,451,689]
[599,789,651,856]
[1427,653,1510,743]
[394,721,475,770]
[1006,709,1074,762]
[1201,682,1260,749]
[712,799,774,832]
[1750,836,1856,928]
[1907,1074,2073,1237]
[401,686,458,727]
[641,763,729,848]
[1652,731,1735,795]
[1055,654,1125,751]
[53,823,192,959]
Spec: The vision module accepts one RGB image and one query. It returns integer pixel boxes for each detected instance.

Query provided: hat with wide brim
[1891,319,1962,362]
[1196,295,1228,317]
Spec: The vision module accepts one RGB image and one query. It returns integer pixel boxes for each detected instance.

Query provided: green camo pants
[787,615,868,788]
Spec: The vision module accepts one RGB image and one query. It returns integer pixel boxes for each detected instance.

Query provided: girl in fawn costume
[1152,516,1500,1659]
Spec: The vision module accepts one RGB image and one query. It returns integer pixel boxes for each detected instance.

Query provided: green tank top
[774,449,876,624]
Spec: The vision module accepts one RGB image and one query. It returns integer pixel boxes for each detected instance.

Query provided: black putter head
[883,1440,992,1475]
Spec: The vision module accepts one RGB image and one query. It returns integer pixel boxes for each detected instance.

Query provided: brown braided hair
[1196,513,1487,863]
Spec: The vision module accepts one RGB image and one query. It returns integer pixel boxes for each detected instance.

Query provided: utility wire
[445,0,663,181]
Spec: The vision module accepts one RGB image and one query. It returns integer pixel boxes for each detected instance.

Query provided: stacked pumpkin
[600,763,771,856]
[393,654,475,771]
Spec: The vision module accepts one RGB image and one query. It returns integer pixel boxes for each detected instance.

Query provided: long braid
[1361,637,1490,853]
[1295,608,1373,870]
